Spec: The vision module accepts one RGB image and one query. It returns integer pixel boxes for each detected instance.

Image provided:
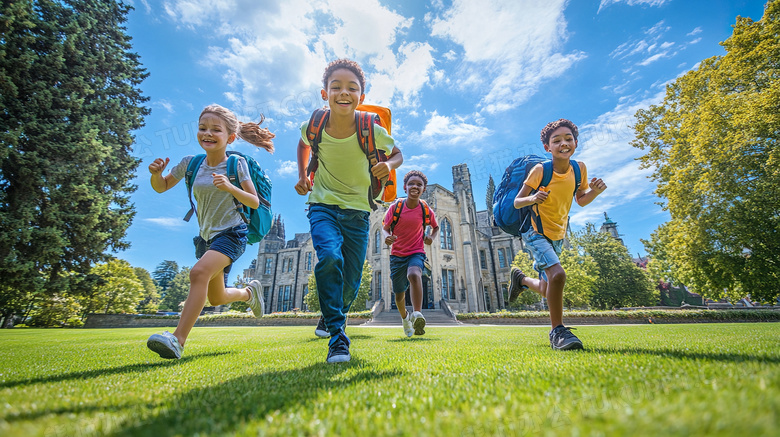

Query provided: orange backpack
[305,104,397,210]
[389,198,431,235]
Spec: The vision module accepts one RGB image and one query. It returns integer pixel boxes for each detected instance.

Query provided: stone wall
[84,314,368,329]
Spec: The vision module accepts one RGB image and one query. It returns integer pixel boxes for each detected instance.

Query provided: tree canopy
[632,0,779,302]
[0,0,149,321]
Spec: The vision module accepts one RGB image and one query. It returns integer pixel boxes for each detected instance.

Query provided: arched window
[440,218,453,250]
[374,229,381,254]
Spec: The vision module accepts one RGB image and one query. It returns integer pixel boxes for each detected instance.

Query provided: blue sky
[119,0,768,277]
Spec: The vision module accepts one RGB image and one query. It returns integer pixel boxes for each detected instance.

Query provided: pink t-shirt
[383,200,439,257]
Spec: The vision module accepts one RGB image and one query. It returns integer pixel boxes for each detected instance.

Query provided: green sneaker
[147,331,183,359]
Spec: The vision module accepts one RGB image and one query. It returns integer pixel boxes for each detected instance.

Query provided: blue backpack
[183,151,273,245]
[492,155,581,237]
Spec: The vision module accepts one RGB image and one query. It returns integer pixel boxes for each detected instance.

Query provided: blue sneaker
[549,325,584,351]
[314,316,329,338]
[326,331,351,363]
[147,331,183,359]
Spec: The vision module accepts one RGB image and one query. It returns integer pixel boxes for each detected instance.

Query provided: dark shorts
[390,253,427,294]
[194,224,248,283]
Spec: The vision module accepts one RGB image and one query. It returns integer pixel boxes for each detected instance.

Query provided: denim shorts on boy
[390,253,427,294]
[520,227,563,283]
[194,223,248,284]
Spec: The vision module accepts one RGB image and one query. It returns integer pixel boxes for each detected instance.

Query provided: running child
[382,170,439,337]
[510,119,606,350]
[295,59,403,363]
[146,104,274,359]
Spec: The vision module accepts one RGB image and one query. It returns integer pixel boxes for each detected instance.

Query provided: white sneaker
[147,331,183,359]
[247,280,265,318]
[412,311,426,336]
[401,312,414,337]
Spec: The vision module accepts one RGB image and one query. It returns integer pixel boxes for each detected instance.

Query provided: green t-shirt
[300,121,395,212]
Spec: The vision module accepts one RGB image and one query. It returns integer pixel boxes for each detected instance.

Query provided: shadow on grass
[586,346,780,364]
[386,337,441,343]
[305,333,375,343]
[108,358,403,437]
[0,351,234,390]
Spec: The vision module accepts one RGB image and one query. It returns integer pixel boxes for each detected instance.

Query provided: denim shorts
[390,253,427,294]
[194,224,248,280]
[520,227,563,283]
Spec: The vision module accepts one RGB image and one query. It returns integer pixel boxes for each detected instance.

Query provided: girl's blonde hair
[200,104,275,153]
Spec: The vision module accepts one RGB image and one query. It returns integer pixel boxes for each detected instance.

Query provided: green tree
[303,261,372,313]
[81,259,144,317]
[304,273,319,313]
[152,261,180,297]
[576,224,657,309]
[134,267,160,314]
[632,1,780,302]
[160,267,190,312]
[230,275,250,312]
[0,1,149,322]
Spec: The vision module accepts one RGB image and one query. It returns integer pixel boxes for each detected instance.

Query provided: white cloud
[275,160,298,177]
[162,0,435,122]
[144,217,187,228]
[398,154,440,174]
[687,27,703,36]
[428,0,585,114]
[610,20,678,68]
[569,90,665,226]
[598,0,670,13]
[416,111,492,150]
[157,99,175,113]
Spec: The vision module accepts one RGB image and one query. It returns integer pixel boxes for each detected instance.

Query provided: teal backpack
[183,151,273,244]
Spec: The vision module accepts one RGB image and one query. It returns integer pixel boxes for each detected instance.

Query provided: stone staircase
[365,307,459,326]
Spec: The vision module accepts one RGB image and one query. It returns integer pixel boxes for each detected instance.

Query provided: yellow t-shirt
[523,161,587,241]
[300,121,394,212]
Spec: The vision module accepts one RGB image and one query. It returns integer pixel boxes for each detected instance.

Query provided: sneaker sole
[315,329,329,338]
[326,354,351,363]
[413,318,426,335]
[147,339,181,359]
[551,341,584,351]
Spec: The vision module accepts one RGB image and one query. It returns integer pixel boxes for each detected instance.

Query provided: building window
[263,286,270,305]
[484,286,491,311]
[442,269,455,300]
[375,271,382,299]
[440,218,453,250]
[281,258,286,272]
[480,250,487,270]
[302,285,308,310]
[501,283,509,303]
[277,285,292,312]
[375,229,381,254]
[498,248,506,268]
[264,258,272,275]
[287,257,293,272]
[305,252,312,270]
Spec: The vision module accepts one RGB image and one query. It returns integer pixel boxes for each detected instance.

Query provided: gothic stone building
[243,164,530,314]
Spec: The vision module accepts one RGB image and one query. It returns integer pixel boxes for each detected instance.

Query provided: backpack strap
[571,160,582,198]
[357,110,385,211]
[226,154,250,224]
[420,200,431,228]
[389,199,405,234]
[183,154,207,222]
[305,108,329,177]
[530,160,582,235]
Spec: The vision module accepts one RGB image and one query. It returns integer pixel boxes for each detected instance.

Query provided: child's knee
[407,268,422,282]
[316,252,342,271]
[547,265,566,285]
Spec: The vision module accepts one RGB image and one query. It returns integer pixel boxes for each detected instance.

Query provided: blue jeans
[194,224,248,285]
[307,204,370,336]
[520,227,563,283]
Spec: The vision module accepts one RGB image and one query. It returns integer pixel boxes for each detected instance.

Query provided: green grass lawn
[1,324,778,436]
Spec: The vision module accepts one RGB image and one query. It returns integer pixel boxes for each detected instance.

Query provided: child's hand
[385,234,397,246]
[424,235,433,245]
[148,157,169,175]
[531,187,549,204]
[294,176,312,195]
[370,162,392,179]
[589,178,607,194]
[212,173,233,192]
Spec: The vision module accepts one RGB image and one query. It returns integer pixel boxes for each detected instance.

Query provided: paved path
[364,308,459,326]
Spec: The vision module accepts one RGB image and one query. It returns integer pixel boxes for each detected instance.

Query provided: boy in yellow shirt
[511,119,606,350]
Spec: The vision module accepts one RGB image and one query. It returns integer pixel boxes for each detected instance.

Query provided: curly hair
[540,118,579,146]
[200,104,275,153]
[403,170,428,188]
[322,58,366,94]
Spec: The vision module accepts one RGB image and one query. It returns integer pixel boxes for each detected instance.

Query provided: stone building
[243,164,530,315]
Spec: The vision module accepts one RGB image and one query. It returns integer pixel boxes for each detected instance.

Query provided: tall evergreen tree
[486,175,495,221]
[152,260,180,296]
[0,1,150,323]
[160,267,190,312]
[134,267,160,314]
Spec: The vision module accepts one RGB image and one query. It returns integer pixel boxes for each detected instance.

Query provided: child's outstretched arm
[294,139,313,195]
[149,157,180,193]
[382,223,397,246]
[425,225,439,246]
[370,146,403,179]
[212,173,260,209]
[575,177,607,206]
